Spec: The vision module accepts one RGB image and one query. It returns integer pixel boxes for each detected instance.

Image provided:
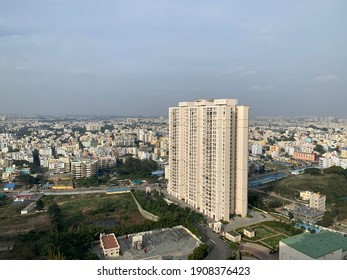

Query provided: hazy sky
[0,0,346,117]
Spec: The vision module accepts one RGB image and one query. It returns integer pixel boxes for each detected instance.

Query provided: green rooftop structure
[133,179,142,185]
[279,230,347,260]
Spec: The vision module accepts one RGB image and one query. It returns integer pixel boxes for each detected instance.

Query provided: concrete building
[341,147,347,158]
[299,191,312,201]
[168,99,249,221]
[279,230,347,260]
[3,183,16,191]
[309,192,326,212]
[225,230,242,242]
[244,228,255,238]
[299,191,326,212]
[293,151,316,162]
[71,159,98,179]
[251,143,263,155]
[99,233,120,257]
[49,158,71,174]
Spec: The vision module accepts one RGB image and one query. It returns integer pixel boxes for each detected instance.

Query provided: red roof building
[100,233,120,257]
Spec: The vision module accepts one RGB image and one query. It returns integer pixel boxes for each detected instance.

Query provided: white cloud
[251,85,274,91]
[311,75,339,82]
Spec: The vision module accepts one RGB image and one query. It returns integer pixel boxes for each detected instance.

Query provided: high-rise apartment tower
[168,99,249,221]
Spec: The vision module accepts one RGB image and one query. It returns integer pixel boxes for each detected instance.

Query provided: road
[239,242,278,260]
[198,224,234,260]
[249,188,296,204]
[160,187,234,260]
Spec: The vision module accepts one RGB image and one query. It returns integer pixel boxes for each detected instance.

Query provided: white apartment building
[71,159,98,179]
[168,99,249,221]
[251,143,263,155]
[49,158,71,174]
[299,191,326,212]
[309,192,326,212]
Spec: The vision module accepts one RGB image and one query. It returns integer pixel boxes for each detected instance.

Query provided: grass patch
[261,234,288,249]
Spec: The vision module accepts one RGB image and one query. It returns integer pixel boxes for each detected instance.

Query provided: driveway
[239,242,278,260]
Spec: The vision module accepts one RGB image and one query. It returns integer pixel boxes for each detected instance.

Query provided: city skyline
[0,1,346,116]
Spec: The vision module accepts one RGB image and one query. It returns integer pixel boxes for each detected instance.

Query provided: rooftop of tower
[178,98,238,107]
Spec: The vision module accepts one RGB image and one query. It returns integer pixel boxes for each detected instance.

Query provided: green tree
[32,149,41,173]
[304,168,321,175]
[18,174,35,185]
[188,243,208,260]
[48,202,63,229]
[314,144,326,155]
[36,199,44,211]
[323,166,343,174]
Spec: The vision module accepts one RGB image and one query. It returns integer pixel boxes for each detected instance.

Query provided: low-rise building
[299,191,326,211]
[3,183,16,191]
[309,192,326,212]
[244,228,255,238]
[293,152,316,162]
[279,230,347,260]
[100,233,120,257]
[225,231,241,242]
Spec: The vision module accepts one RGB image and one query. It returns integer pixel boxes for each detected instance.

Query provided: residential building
[309,192,326,212]
[251,143,263,155]
[49,158,71,174]
[71,159,98,179]
[168,98,249,221]
[299,191,326,212]
[293,151,316,162]
[279,230,347,260]
[341,147,347,158]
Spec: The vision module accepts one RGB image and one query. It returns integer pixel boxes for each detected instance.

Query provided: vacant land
[0,193,151,259]
[42,193,147,228]
[0,193,146,238]
[262,173,347,221]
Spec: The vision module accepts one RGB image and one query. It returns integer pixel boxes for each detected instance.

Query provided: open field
[0,193,147,238]
[261,234,288,248]
[0,200,50,237]
[0,192,153,259]
[250,226,276,240]
[265,162,290,171]
[43,193,147,227]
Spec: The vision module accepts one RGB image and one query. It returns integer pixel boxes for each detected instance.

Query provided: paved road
[239,242,278,260]
[249,188,296,204]
[198,224,233,260]
[160,188,234,260]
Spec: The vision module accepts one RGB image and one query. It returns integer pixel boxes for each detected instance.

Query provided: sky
[0,0,346,117]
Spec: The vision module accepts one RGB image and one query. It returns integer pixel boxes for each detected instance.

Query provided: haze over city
[0,0,346,116]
